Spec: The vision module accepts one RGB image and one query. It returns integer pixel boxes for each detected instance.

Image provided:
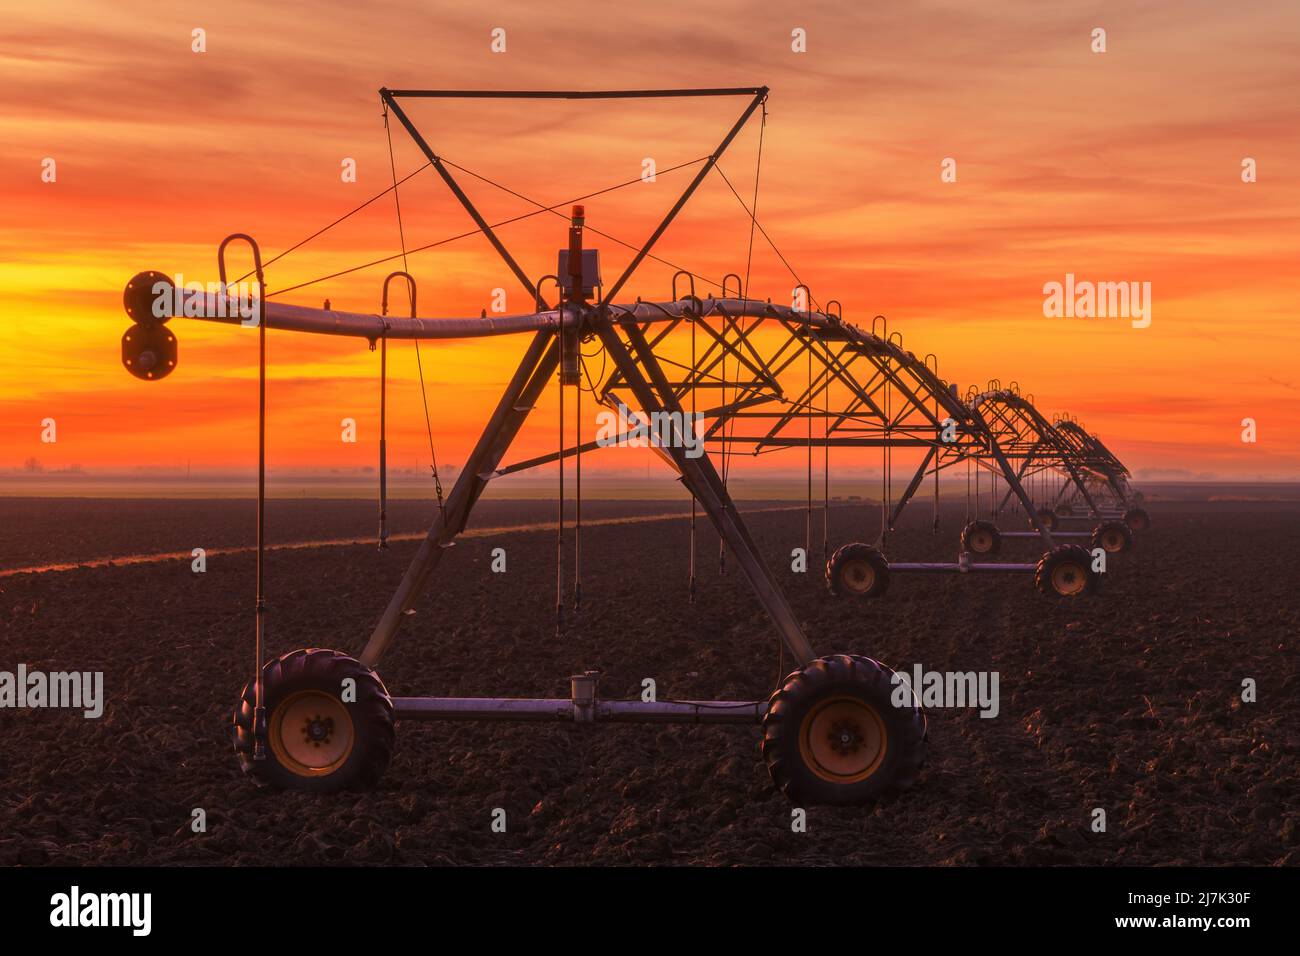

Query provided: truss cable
[717,307,733,492]
[932,377,941,533]
[742,98,766,298]
[383,105,410,272]
[255,277,266,758]
[716,99,764,504]
[805,306,813,558]
[579,332,609,613]
[983,455,991,516]
[887,415,893,533]
[965,457,972,523]
[932,447,940,533]
[268,158,712,299]
[383,101,447,524]
[378,318,388,550]
[741,94,766,518]
[689,305,697,603]
[440,155,726,292]
[823,328,830,561]
[714,165,821,314]
[556,338,565,638]
[719,102,768,573]
[574,351,582,617]
[254,265,268,759]
[412,342,446,519]
[881,353,892,543]
[228,162,433,287]
[718,305,728,576]
[880,437,888,544]
[218,235,268,762]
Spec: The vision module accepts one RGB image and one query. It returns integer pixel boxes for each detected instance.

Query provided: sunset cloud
[3,1,1297,479]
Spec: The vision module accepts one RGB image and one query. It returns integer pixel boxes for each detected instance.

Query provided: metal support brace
[596,316,816,665]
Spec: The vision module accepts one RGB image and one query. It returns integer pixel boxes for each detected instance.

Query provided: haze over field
[3,1,1298,484]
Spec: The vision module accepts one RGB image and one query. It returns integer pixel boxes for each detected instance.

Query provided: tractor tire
[1034,545,1098,598]
[1091,520,1134,554]
[1033,508,1058,531]
[762,654,926,806]
[825,543,890,598]
[960,519,1001,555]
[1123,507,1151,531]
[233,648,395,793]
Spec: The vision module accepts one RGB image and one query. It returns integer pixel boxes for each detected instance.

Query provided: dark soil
[0,495,1296,866]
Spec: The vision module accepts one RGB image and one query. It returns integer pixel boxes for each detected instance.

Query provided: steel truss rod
[969,391,1102,518]
[1054,419,1134,505]
[492,394,772,478]
[151,288,1044,498]
[385,88,767,100]
[596,313,817,664]
[128,86,1145,682]
[357,85,811,670]
[381,91,544,306]
[152,286,1045,508]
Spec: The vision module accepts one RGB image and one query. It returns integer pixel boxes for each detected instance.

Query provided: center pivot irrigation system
[948,386,1148,560]
[117,87,1146,805]
[1050,417,1147,526]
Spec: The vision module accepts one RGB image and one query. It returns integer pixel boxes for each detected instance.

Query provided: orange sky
[3,0,1299,484]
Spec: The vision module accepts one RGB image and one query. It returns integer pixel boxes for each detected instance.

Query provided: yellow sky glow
[2,1,1298,482]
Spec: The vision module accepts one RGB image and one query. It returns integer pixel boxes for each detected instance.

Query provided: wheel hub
[303,715,335,747]
[844,560,874,592]
[1052,561,1087,596]
[799,696,887,783]
[829,718,863,755]
[269,690,355,775]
